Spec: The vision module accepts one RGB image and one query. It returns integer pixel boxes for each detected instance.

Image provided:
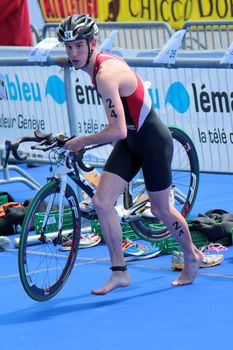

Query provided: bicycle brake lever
[31,140,58,151]
[72,149,94,172]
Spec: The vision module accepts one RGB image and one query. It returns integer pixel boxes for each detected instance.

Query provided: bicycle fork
[40,175,67,244]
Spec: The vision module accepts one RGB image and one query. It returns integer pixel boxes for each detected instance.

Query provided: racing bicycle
[4,126,199,301]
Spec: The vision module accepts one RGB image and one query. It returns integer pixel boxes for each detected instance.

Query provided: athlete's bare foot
[91,271,131,295]
[171,250,204,286]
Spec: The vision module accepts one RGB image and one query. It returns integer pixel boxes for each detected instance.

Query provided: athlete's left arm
[64,65,128,151]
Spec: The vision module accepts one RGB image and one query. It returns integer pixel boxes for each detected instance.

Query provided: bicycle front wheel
[124,127,199,242]
[18,179,81,301]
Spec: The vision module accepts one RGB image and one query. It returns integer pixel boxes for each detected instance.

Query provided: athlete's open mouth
[72,60,79,65]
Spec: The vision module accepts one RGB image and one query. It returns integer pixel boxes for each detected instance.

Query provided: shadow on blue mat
[0,286,173,326]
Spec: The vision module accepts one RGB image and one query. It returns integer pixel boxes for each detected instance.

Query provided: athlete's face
[65,39,89,68]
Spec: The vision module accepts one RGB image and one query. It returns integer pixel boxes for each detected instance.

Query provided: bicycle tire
[123,127,199,242]
[18,179,81,301]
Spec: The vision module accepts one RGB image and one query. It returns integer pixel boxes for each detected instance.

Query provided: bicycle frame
[5,128,199,301]
[44,148,151,227]
[6,127,199,245]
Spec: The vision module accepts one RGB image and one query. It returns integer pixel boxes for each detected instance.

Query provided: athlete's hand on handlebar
[63,136,86,152]
[62,136,96,172]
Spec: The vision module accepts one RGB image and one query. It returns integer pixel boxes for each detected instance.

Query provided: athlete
[57,14,204,295]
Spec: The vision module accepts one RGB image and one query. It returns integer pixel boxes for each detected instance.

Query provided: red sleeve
[0,0,32,46]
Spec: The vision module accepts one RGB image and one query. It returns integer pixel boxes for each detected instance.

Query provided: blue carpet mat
[1,164,233,349]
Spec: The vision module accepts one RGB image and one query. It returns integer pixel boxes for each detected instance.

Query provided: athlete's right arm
[96,69,128,139]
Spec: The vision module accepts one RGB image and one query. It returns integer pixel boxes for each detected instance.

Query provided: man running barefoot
[57,14,203,295]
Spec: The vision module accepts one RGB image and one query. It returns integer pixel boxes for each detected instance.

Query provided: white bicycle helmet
[57,14,98,42]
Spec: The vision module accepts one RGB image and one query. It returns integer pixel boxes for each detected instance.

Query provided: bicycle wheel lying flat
[124,127,199,242]
[18,179,81,301]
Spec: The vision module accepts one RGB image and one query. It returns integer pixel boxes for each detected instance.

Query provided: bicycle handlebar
[73,142,109,172]
[4,136,42,165]
[4,130,59,167]
[4,129,109,173]
[71,148,94,172]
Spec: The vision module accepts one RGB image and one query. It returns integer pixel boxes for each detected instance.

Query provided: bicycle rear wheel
[124,127,199,242]
[18,179,81,301]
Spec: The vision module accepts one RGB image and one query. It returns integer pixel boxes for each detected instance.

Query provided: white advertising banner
[1,63,233,172]
[69,67,233,173]
[0,65,70,159]
[135,66,233,173]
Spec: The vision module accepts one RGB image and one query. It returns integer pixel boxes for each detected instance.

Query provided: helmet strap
[84,40,93,66]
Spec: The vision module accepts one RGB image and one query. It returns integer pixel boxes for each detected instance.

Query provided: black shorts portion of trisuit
[104,108,174,192]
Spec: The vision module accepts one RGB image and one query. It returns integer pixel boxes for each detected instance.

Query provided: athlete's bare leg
[91,171,131,295]
[148,187,204,286]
